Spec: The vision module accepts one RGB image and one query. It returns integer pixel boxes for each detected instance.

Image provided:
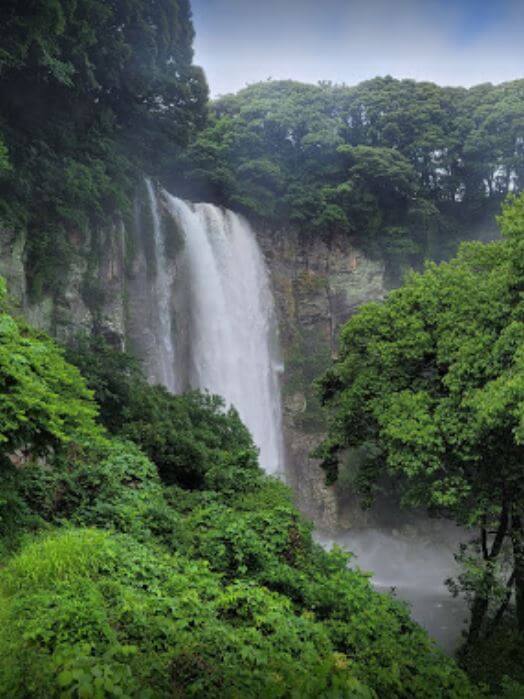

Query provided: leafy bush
[0,529,375,698]
[0,279,101,457]
[67,337,260,490]
[16,439,181,545]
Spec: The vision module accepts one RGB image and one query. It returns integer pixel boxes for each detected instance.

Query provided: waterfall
[163,192,284,475]
[145,179,177,392]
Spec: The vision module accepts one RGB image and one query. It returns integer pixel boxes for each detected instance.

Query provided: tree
[0,0,208,296]
[317,193,524,643]
[178,77,524,267]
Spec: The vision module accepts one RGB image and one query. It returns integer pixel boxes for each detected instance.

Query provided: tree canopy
[0,0,208,297]
[317,192,524,653]
[177,77,524,269]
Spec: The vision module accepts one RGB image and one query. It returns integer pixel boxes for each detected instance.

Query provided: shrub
[0,529,374,698]
[67,337,261,491]
[0,279,101,457]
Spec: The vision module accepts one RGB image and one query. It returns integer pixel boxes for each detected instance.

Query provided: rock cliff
[0,199,387,531]
[257,227,387,528]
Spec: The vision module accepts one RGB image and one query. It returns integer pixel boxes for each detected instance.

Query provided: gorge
[1,2,523,693]
[0,180,466,649]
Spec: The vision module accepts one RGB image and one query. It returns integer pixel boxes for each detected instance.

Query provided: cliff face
[0,191,177,390]
[0,223,127,344]
[0,206,387,531]
[257,228,387,529]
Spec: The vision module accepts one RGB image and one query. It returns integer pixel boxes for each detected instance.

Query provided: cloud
[191,0,524,96]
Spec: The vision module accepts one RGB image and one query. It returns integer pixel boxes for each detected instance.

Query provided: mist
[316,522,469,651]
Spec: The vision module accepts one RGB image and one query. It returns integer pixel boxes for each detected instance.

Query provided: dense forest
[177,78,524,273]
[0,0,208,298]
[1,0,524,697]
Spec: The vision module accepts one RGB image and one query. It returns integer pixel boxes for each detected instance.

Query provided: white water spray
[163,192,284,475]
[145,179,177,392]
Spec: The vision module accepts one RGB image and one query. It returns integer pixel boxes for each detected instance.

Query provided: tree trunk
[467,594,490,644]
[511,512,524,633]
[466,503,509,644]
[486,571,515,637]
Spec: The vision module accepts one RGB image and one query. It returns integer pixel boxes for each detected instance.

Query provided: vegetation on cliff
[0,279,482,697]
[317,192,524,692]
[1,3,522,299]
[178,78,523,270]
[1,2,523,696]
[0,0,208,297]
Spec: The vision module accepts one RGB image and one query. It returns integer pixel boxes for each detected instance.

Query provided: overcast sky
[191,0,524,97]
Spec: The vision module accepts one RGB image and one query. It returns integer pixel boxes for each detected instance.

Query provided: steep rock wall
[0,186,177,381]
[0,222,127,344]
[257,228,387,529]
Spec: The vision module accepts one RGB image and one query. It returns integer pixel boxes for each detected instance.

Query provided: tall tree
[317,193,524,643]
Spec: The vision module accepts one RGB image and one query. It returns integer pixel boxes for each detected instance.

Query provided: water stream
[162,192,284,475]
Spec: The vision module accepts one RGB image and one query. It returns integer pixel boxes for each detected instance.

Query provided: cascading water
[145,179,177,393]
[159,191,284,476]
[140,184,465,650]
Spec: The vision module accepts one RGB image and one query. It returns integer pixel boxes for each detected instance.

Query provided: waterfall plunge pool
[315,525,469,653]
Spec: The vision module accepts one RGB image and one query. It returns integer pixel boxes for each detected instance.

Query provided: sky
[190,0,524,97]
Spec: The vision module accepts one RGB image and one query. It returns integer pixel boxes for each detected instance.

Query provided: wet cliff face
[0,187,177,383]
[0,222,128,345]
[257,227,387,529]
[1,208,387,530]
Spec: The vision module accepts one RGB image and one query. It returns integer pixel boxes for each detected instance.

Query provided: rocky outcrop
[0,221,127,346]
[0,226,26,309]
[258,227,387,529]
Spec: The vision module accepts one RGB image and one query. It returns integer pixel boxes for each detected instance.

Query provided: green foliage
[0,528,383,698]
[177,77,524,266]
[0,285,101,457]
[0,292,481,696]
[458,623,524,696]
[0,0,208,297]
[0,134,9,173]
[0,508,477,697]
[0,281,105,549]
[66,336,259,490]
[17,439,181,544]
[317,193,524,650]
